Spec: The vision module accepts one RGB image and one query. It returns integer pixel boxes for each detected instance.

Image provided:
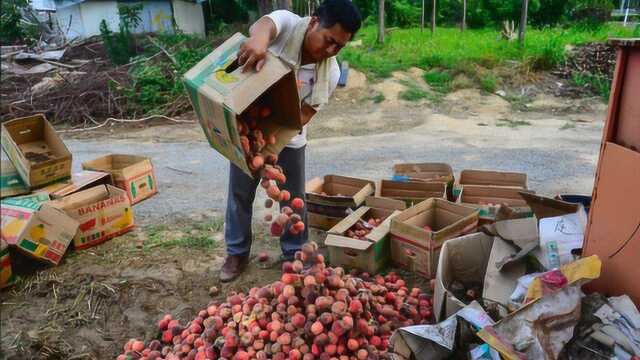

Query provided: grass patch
[142,219,223,250]
[496,119,532,128]
[480,73,498,93]
[423,71,452,93]
[398,79,430,101]
[340,25,634,78]
[571,72,611,100]
[560,121,577,130]
[506,94,532,111]
[364,91,385,103]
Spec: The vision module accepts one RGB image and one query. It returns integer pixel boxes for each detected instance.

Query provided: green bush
[0,0,38,45]
[423,71,452,93]
[480,73,498,93]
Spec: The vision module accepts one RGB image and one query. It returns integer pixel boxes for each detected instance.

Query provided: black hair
[313,0,362,36]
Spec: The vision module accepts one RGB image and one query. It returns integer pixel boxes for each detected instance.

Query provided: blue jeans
[224,145,308,259]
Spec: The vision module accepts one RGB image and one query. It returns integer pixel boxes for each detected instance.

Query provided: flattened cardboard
[583,142,640,304]
[390,199,479,278]
[183,33,301,177]
[82,154,157,205]
[1,114,72,188]
[326,204,402,273]
[0,160,29,198]
[36,170,112,199]
[377,180,446,207]
[1,199,78,265]
[50,185,134,250]
[1,194,50,245]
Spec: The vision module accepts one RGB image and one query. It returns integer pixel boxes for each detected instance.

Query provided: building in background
[30,0,206,40]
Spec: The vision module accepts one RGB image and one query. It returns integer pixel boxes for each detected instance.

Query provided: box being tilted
[183,33,301,177]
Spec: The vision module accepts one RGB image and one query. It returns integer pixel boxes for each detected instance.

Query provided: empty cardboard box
[1,114,72,188]
[82,154,157,205]
[377,179,446,207]
[390,198,479,278]
[37,170,112,199]
[1,196,79,265]
[458,169,528,189]
[392,162,455,200]
[183,33,301,178]
[306,175,375,230]
[50,185,134,250]
[325,196,406,273]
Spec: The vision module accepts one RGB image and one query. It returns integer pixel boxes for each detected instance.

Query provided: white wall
[172,0,205,36]
[79,1,120,36]
[53,4,85,40]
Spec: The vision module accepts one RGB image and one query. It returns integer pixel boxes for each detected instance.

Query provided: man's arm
[238,17,277,72]
[301,104,317,126]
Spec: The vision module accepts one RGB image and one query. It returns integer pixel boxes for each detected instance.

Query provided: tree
[257,0,270,16]
[431,0,436,34]
[421,0,425,31]
[276,0,292,10]
[377,0,385,44]
[461,0,466,31]
[518,0,529,45]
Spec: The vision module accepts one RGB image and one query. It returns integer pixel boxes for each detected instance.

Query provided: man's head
[304,0,362,63]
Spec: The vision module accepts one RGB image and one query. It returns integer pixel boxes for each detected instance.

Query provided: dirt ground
[0,69,606,359]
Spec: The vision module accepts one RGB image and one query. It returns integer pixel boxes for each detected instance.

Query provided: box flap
[481,217,539,270]
[325,234,373,251]
[520,192,582,220]
[483,237,527,317]
[0,160,29,198]
[433,232,494,321]
[327,206,369,235]
[365,196,407,211]
[49,184,110,211]
[366,209,402,243]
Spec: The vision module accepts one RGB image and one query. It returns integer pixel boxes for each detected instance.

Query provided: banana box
[183,32,302,178]
[81,155,155,205]
[1,239,13,289]
[1,195,79,265]
[49,184,134,250]
[1,160,29,199]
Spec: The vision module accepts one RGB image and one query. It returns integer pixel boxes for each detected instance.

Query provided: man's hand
[239,17,277,73]
[238,35,269,73]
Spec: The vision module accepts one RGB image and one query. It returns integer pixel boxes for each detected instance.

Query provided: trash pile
[0,113,158,288]
[1,39,135,125]
[553,41,617,96]
[117,241,435,359]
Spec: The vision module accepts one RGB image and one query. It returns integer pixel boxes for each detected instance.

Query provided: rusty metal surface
[584,40,640,305]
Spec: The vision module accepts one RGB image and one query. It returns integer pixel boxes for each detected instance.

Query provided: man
[221,0,362,282]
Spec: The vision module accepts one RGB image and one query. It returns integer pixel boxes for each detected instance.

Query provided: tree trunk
[421,0,425,32]
[518,0,529,45]
[461,0,466,32]
[431,0,436,34]
[377,0,385,44]
[257,0,270,16]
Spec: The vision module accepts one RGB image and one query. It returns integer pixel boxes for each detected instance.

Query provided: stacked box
[377,179,447,207]
[82,155,157,205]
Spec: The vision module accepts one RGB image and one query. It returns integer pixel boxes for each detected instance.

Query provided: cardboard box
[458,169,527,188]
[1,114,72,188]
[306,175,375,230]
[457,185,534,222]
[392,162,454,184]
[183,33,301,177]
[0,160,29,199]
[36,170,112,199]
[82,154,157,205]
[433,232,526,322]
[0,239,13,289]
[392,162,455,201]
[376,180,447,207]
[390,199,479,278]
[50,185,134,250]
[325,197,405,273]
[0,196,79,265]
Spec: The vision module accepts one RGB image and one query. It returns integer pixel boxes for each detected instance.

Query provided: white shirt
[259,10,341,149]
